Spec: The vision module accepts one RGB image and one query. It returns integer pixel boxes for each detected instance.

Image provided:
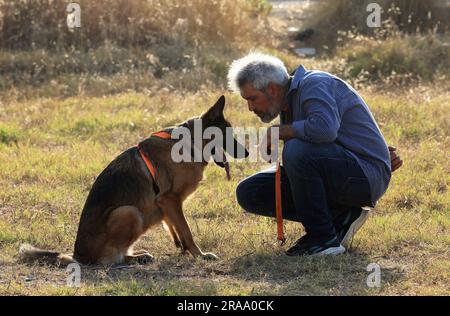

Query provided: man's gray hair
[227,52,290,93]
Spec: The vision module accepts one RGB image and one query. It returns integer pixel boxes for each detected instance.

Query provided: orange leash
[275,162,286,245]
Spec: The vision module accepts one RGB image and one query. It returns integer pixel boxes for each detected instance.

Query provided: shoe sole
[314,245,346,256]
[341,208,370,248]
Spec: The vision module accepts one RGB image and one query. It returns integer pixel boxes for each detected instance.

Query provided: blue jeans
[236,139,372,241]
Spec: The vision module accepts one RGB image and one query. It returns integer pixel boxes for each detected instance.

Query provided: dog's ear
[211,146,225,168]
[202,95,225,122]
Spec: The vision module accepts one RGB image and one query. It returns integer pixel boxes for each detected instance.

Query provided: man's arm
[275,126,404,173]
[289,78,341,143]
[278,124,296,141]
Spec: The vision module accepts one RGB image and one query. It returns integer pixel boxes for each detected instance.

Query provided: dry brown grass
[0,83,449,295]
[302,0,449,47]
[0,0,270,50]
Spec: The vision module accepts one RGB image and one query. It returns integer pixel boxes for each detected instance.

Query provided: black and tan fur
[19,96,248,266]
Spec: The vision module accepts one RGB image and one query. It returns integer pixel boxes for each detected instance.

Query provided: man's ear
[202,95,225,122]
[266,82,279,98]
[267,82,283,98]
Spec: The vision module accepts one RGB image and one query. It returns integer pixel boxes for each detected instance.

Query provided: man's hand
[389,146,403,172]
[260,125,276,153]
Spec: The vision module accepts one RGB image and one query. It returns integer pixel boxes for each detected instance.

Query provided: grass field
[0,0,449,297]
[0,78,449,295]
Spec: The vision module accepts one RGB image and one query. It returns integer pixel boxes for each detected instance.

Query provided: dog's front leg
[162,220,185,252]
[157,193,218,260]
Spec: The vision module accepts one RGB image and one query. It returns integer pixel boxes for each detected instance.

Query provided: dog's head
[174,96,249,179]
[201,95,249,161]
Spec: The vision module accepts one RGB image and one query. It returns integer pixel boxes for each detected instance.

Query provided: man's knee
[235,177,256,213]
[282,139,317,168]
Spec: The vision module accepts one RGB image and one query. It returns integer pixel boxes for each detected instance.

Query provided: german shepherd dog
[19,96,248,266]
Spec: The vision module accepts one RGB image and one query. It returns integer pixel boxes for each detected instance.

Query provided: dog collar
[137,131,172,181]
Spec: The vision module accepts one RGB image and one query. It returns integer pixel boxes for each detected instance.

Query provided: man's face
[240,82,283,123]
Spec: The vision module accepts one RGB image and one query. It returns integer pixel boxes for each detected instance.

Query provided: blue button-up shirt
[282,65,391,206]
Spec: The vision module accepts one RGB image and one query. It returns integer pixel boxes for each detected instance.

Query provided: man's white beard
[260,101,282,123]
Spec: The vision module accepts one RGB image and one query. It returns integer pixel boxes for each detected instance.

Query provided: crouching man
[229,53,403,256]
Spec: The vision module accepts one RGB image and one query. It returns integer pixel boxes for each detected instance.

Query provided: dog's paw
[201,252,219,261]
[138,253,154,265]
[126,253,154,265]
[174,239,185,252]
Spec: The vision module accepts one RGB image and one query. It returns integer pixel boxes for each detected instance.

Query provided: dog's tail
[19,243,76,267]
